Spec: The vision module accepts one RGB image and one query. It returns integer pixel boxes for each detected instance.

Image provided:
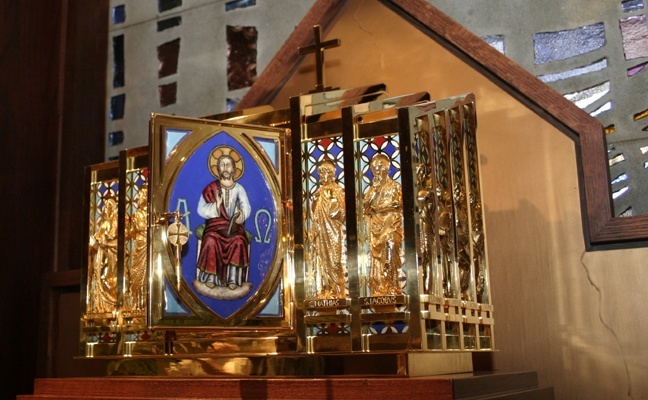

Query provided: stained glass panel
[620,15,648,60]
[158,0,182,13]
[226,0,256,12]
[112,5,125,25]
[112,35,124,88]
[110,94,125,120]
[226,25,258,90]
[622,0,645,13]
[157,16,181,32]
[533,23,606,64]
[157,38,180,78]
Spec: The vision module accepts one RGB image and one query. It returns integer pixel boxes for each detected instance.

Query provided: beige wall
[271,1,648,398]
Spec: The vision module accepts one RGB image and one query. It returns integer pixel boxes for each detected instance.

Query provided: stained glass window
[110,94,125,120]
[226,0,256,12]
[159,82,177,107]
[112,5,125,24]
[157,38,180,78]
[622,0,645,13]
[158,0,181,13]
[619,15,648,60]
[112,35,124,88]
[158,17,181,32]
[533,23,606,64]
[227,25,258,90]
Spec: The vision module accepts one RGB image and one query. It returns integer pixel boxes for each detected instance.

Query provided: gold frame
[147,113,293,331]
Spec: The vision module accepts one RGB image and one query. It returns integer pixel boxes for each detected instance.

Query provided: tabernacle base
[104,351,475,377]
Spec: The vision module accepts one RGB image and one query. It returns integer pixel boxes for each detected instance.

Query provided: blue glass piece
[226,98,240,112]
[611,173,628,184]
[258,284,282,316]
[112,35,124,88]
[165,128,191,159]
[256,137,279,171]
[622,0,644,12]
[159,0,182,13]
[226,0,256,11]
[482,35,505,54]
[110,94,125,120]
[112,5,125,24]
[108,131,124,146]
[164,283,190,316]
[534,22,606,64]
[157,16,181,32]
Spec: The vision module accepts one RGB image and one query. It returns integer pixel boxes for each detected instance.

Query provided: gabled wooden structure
[237,0,648,248]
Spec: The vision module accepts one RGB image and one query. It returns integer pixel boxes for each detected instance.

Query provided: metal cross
[298,25,341,93]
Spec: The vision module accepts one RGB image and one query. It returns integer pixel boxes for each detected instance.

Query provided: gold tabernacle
[80,85,494,376]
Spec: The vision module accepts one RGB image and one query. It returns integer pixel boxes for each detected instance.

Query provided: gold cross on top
[298,25,341,93]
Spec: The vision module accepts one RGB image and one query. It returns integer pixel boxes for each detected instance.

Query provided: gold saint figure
[310,160,346,299]
[363,154,404,297]
[416,163,435,295]
[89,197,118,313]
[128,185,148,311]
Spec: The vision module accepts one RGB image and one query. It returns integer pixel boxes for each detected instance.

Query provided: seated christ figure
[196,149,251,297]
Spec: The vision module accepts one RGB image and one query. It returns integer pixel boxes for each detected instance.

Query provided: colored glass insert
[157,16,181,32]
[482,35,505,54]
[112,5,125,24]
[612,186,629,199]
[227,25,258,90]
[159,82,177,107]
[108,131,124,146]
[538,58,607,83]
[110,94,125,120]
[590,101,613,117]
[158,0,181,13]
[225,0,256,11]
[620,15,648,60]
[611,173,628,184]
[564,81,609,109]
[226,98,240,112]
[112,35,124,88]
[609,153,625,166]
[534,23,606,64]
[622,0,645,12]
[627,61,647,76]
[157,38,180,78]
[618,206,633,217]
[634,108,648,120]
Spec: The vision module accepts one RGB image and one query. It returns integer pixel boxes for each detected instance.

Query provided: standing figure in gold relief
[310,160,347,299]
[89,197,118,313]
[416,163,435,295]
[128,185,148,311]
[363,154,404,297]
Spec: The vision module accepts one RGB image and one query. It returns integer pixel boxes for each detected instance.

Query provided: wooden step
[19,371,553,400]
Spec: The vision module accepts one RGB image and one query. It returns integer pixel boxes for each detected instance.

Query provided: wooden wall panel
[0,1,107,397]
